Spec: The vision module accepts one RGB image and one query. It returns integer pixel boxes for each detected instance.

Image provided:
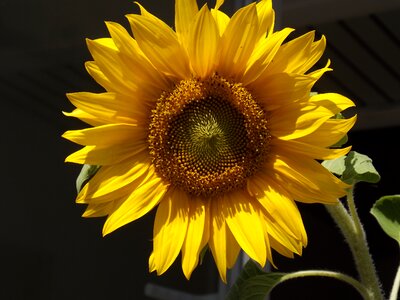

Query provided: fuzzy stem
[390,261,400,300]
[279,270,370,299]
[325,189,384,300]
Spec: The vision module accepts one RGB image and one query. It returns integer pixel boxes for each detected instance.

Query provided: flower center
[148,74,270,198]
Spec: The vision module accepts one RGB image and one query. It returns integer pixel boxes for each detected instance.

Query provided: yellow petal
[127,13,190,79]
[308,60,331,81]
[105,21,140,55]
[268,234,295,258]
[275,178,329,204]
[269,103,335,140]
[209,197,228,282]
[263,212,304,256]
[310,92,355,114]
[85,61,115,93]
[226,225,241,269]
[255,0,274,40]
[175,0,198,41]
[65,142,147,166]
[272,138,352,160]
[223,191,266,267]
[103,166,168,235]
[181,197,207,279]
[257,213,275,268]
[82,202,114,217]
[67,92,147,125]
[268,91,355,140]
[152,188,189,275]
[267,158,343,204]
[215,0,224,10]
[210,8,230,36]
[299,35,326,75]
[251,72,314,110]
[267,31,316,75]
[267,33,326,75]
[149,252,156,273]
[187,5,220,78]
[62,123,145,146]
[242,28,294,85]
[298,116,357,147]
[218,3,259,78]
[199,200,211,251]
[105,21,170,95]
[248,175,299,239]
[271,153,349,203]
[79,182,131,206]
[247,172,269,199]
[63,109,103,127]
[254,178,307,246]
[86,38,139,95]
[76,151,151,204]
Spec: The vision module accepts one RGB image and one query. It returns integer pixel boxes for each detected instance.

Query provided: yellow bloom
[63,0,356,281]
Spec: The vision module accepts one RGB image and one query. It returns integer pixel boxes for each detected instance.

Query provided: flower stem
[279,270,370,299]
[390,261,400,300]
[346,188,365,238]
[325,188,384,300]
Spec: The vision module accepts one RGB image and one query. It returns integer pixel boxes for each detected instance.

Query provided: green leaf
[226,260,285,300]
[322,156,346,176]
[238,273,286,300]
[76,164,100,193]
[323,151,380,184]
[342,151,380,184]
[371,195,400,245]
[226,260,264,300]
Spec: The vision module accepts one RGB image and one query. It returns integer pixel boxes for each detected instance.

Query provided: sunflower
[63,0,356,281]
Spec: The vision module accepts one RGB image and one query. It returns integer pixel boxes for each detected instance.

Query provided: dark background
[1,0,399,299]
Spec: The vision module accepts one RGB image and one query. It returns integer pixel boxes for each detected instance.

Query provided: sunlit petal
[209,197,228,283]
[218,3,259,78]
[223,191,266,267]
[152,188,189,275]
[187,5,220,78]
[103,167,169,235]
[181,198,208,279]
[127,13,190,79]
[175,0,198,42]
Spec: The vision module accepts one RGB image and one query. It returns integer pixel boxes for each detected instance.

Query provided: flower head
[63,0,356,281]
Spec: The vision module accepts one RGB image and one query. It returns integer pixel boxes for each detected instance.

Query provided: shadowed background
[1,0,399,299]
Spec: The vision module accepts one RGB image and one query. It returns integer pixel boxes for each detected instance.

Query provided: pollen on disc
[148,74,270,198]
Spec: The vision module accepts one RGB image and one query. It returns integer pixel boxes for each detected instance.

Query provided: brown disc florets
[148,74,270,198]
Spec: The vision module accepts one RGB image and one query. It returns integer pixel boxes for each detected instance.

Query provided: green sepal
[322,151,380,184]
[226,260,285,300]
[371,195,400,245]
[76,164,101,193]
[331,134,348,148]
[199,245,208,265]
